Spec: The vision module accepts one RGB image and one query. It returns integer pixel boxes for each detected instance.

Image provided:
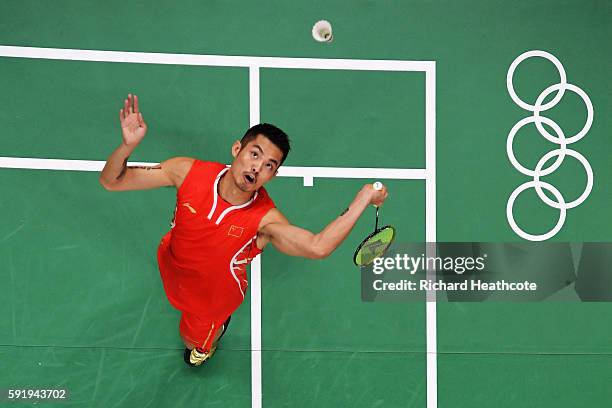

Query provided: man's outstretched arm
[258,184,388,259]
[99,93,193,191]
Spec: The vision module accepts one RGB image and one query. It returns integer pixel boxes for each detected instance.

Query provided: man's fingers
[124,98,129,115]
[128,94,134,113]
[119,109,124,122]
[134,94,139,113]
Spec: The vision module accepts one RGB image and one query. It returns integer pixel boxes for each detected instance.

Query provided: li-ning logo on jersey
[182,203,197,214]
[228,225,244,238]
[170,203,198,228]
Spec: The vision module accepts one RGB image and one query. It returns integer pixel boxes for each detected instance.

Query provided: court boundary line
[0,45,436,408]
[0,156,426,181]
[0,45,433,71]
[0,157,427,181]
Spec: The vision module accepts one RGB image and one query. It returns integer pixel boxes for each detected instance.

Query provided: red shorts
[158,232,239,350]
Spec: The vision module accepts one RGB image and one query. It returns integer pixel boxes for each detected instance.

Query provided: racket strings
[354,226,395,266]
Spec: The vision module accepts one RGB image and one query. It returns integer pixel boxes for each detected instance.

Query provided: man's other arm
[257,184,388,259]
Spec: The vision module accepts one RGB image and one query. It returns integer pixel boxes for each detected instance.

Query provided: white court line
[0,157,427,181]
[425,66,438,408]
[250,254,263,408]
[0,45,437,408]
[280,166,426,184]
[0,45,434,72]
[249,66,263,408]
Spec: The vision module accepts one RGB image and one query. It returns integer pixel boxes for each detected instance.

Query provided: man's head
[229,123,291,193]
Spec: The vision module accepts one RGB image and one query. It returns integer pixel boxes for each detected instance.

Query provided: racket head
[353,225,396,266]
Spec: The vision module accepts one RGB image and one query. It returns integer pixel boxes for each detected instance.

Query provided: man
[99,94,388,366]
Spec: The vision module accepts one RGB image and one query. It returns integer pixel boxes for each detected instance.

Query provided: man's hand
[359,183,389,207]
[119,94,147,147]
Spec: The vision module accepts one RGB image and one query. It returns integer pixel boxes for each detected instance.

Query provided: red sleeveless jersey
[157,160,275,321]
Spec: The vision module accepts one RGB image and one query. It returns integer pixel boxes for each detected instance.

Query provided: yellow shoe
[185,343,218,367]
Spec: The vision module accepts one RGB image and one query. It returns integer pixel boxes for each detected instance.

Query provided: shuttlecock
[312,20,333,43]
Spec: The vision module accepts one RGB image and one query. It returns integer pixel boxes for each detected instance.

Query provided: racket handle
[372,181,384,209]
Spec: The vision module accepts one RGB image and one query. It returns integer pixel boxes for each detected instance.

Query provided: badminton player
[99,94,388,366]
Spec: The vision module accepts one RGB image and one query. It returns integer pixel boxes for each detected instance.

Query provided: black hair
[240,123,291,165]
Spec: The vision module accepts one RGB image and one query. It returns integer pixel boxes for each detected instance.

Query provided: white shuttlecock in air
[312,20,333,43]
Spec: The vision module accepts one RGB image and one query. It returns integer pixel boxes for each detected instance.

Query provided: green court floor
[1,1,611,407]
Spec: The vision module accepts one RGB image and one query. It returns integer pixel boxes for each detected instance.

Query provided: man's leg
[181,315,231,350]
[180,313,232,366]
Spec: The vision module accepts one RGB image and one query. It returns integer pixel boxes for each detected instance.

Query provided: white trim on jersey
[208,165,259,225]
[215,191,258,225]
[207,166,230,220]
[229,236,257,299]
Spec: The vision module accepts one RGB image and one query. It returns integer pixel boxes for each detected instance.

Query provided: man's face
[230,134,284,193]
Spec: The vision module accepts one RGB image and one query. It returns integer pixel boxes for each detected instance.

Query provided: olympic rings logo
[506,50,594,241]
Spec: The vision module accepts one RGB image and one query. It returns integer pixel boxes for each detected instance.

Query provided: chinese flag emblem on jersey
[228,225,244,238]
